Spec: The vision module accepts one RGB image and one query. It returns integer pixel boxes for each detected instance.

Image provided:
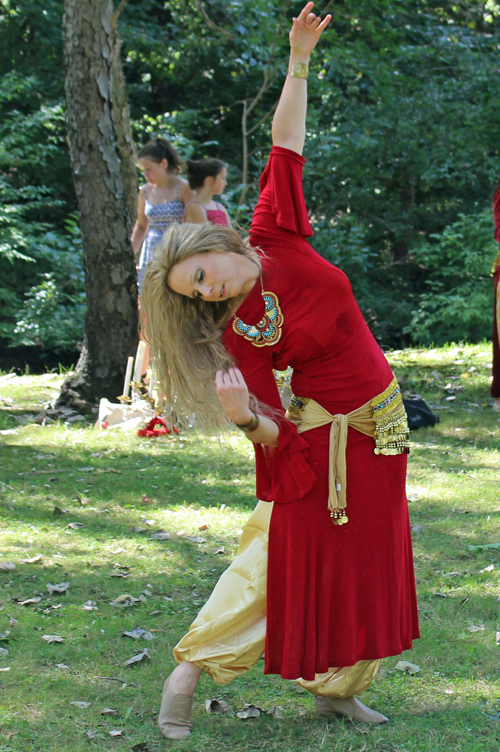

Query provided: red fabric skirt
[265,424,420,681]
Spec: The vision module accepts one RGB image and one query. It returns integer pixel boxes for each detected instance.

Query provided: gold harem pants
[173,501,380,697]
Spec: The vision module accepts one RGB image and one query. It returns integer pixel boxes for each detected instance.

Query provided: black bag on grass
[403,398,439,430]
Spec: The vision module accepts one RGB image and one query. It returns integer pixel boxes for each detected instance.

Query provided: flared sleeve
[250,146,313,245]
[224,331,317,504]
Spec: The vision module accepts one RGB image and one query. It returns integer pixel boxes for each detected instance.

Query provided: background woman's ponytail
[186,158,226,190]
[137,137,183,173]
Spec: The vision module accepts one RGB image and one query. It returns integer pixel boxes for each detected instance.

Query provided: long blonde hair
[141,222,260,431]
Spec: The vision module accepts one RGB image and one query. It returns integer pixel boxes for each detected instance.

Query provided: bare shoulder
[184,201,207,223]
[178,178,195,205]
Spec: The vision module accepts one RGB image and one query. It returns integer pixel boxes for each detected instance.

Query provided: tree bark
[58,0,139,411]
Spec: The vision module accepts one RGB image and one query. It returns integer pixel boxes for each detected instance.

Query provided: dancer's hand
[215,367,252,424]
[290,2,332,59]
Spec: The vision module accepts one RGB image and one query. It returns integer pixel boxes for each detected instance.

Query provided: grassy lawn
[0,342,499,752]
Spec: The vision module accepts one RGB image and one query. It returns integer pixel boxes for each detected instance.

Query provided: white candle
[123,356,134,397]
[133,342,146,383]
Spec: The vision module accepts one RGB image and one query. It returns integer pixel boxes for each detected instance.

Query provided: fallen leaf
[442,571,462,577]
[468,625,485,632]
[394,660,421,675]
[185,536,203,543]
[133,526,147,533]
[205,698,229,714]
[67,522,84,530]
[0,561,16,571]
[19,597,41,606]
[82,601,98,611]
[142,495,152,504]
[412,525,424,533]
[101,707,119,716]
[444,689,454,695]
[46,582,70,595]
[496,632,500,646]
[42,634,64,644]
[479,564,495,573]
[433,592,448,598]
[268,705,285,718]
[110,594,141,607]
[109,729,123,737]
[149,610,162,616]
[56,663,69,669]
[19,555,42,564]
[199,524,209,531]
[9,617,17,627]
[0,647,8,656]
[150,531,171,541]
[110,572,129,578]
[214,546,225,555]
[53,507,65,516]
[236,704,263,719]
[123,627,155,641]
[124,649,150,666]
[70,701,91,709]
[141,589,152,597]
[0,667,11,672]
[85,730,95,739]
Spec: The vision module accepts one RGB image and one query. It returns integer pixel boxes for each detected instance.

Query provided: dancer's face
[168,251,246,302]
[137,157,169,186]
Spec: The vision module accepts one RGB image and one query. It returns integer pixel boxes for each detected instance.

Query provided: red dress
[223,146,420,681]
[491,189,500,399]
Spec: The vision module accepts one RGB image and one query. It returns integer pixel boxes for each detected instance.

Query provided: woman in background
[184,158,231,227]
[131,138,193,294]
[491,187,500,411]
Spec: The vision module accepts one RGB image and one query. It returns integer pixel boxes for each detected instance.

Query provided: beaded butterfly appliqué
[232,291,284,347]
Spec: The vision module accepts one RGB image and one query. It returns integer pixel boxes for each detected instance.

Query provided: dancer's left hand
[215,367,252,424]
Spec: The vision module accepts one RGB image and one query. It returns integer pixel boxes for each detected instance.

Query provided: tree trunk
[58,0,138,411]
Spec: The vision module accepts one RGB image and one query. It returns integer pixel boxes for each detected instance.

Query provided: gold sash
[285,376,409,525]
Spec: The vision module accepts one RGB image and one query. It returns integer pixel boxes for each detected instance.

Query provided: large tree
[57,0,138,410]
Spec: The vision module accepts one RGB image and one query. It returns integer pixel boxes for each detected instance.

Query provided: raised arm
[272,2,331,155]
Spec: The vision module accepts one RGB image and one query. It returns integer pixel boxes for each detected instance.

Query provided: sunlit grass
[0,342,499,751]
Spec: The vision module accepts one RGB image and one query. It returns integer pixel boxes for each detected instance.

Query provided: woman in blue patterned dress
[131,138,194,294]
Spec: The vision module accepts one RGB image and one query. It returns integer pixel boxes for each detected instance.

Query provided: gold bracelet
[290,62,309,80]
[235,412,260,433]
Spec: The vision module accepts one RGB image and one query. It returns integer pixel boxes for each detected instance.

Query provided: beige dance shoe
[158,675,193,740]
[315,695,389,724]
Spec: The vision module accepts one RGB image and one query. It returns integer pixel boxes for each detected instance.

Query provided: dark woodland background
[1,0,500,371]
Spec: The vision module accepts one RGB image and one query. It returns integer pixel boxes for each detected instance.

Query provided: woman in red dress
[142,3,419,740]
[491,188,500,411]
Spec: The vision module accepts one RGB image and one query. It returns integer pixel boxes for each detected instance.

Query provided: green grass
[0,342,499,751]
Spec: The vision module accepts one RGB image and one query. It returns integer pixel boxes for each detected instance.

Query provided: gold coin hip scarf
[285,376,410,525]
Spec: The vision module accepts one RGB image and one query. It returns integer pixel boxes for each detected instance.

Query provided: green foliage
[405,210,496,345]
[2,219,85,353]
[2,0,500,360]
